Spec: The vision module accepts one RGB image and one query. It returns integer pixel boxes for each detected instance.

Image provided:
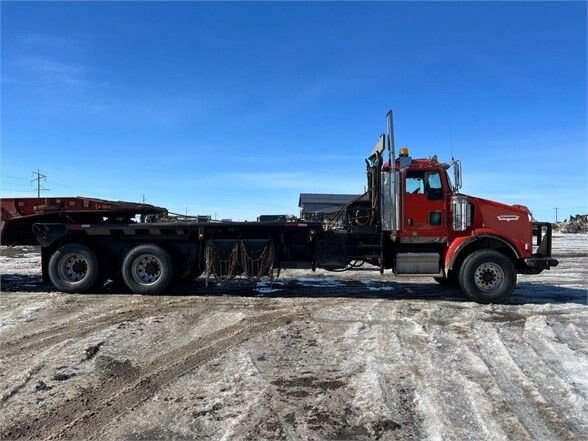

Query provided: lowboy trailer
[1,197,167,245]
[31,111,557,303]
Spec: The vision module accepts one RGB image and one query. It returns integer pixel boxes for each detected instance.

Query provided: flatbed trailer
[34,219,322,289]
[29,111,558,303]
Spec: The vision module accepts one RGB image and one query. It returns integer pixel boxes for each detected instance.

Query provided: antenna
[449,122,454,159]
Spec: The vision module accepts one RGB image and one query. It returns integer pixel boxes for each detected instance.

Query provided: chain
[205,239,275,285]
[205,241,241,286]
[240,240,275,279]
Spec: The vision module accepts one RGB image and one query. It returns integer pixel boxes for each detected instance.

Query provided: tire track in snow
[522,316,588,399]
[426,322,512,441]
[370,312,422,440]
[0,363,44,406]
[340,301,412,438]
[1,309,297,440]
[214,304,326,440]
[393,315,450,441]
[498,319,588,438]
[393,308,523,441]
[547,318,588,356]
[473,323,576,440]
[426,306,534,440]
[0,299,213,358]
[450,329,532,440]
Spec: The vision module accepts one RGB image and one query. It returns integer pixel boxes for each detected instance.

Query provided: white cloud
[16,56,88,87]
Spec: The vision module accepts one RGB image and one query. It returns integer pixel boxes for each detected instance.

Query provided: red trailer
[1,197,166,245]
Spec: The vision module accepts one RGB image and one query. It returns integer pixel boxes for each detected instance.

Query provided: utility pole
[142,193,146,204]
[554,207,559,223]
[31,169,48,197]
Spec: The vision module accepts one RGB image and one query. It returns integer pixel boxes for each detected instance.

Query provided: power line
[0,178,30,185]
[31,169,49,197]
[1,189,34,193]
[45,178,76,190]
[0,174,29,180]
[0,184,34,189]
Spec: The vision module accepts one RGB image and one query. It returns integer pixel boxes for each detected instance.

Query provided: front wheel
[48,243,100,293]
[458,250,516,303]
[122,244,174,294]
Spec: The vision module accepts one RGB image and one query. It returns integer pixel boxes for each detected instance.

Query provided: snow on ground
[0,234,586,440]
[0,247,40,277]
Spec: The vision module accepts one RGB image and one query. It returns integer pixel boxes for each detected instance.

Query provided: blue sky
[1,1,586,221]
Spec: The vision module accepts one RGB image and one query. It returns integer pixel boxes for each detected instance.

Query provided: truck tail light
[452,195,471,231]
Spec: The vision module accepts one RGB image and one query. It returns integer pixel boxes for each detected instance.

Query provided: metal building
[298,193,367,222]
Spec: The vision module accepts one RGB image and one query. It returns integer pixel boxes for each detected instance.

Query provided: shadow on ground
[1,273,585,305]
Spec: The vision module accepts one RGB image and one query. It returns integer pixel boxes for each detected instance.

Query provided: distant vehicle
[25,111,557,303]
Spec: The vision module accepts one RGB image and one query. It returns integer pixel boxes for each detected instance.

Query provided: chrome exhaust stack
[380,110,401,233]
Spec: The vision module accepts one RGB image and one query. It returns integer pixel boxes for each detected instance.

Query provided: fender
[445,229,521,271]
[32,223,69,247]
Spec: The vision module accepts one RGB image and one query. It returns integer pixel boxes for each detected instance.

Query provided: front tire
[122,244,173,294]
[48,243,100,293]
[458,250,516,303]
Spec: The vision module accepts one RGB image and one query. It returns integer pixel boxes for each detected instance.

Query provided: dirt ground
[0,234,586,440]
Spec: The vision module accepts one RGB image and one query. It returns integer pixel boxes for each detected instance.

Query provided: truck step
[395,252,440,275]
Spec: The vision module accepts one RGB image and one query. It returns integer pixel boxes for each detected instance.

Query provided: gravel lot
[0,234,586,440]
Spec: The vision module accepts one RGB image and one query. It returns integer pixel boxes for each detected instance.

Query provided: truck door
[401,169,448,240]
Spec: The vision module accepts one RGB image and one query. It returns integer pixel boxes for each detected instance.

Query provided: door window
[406,175,425,194]
[405,170,443,197]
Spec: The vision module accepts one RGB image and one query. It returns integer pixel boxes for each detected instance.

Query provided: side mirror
[452,160,462,192]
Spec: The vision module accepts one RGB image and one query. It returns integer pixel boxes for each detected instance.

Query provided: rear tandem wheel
[121,244,174,294]
[48,243,100,293]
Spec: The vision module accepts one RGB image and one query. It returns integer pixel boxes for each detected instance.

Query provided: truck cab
[384,147,557,302]
[399,156,450,241]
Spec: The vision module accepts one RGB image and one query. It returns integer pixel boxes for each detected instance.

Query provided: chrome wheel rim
[58,253,88,283]
[132,254,162,285]
[474,262,504,293]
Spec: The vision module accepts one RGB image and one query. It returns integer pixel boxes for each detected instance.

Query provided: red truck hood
[466,195,532,255]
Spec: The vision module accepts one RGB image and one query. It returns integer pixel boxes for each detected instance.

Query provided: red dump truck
[7,111,557,303]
